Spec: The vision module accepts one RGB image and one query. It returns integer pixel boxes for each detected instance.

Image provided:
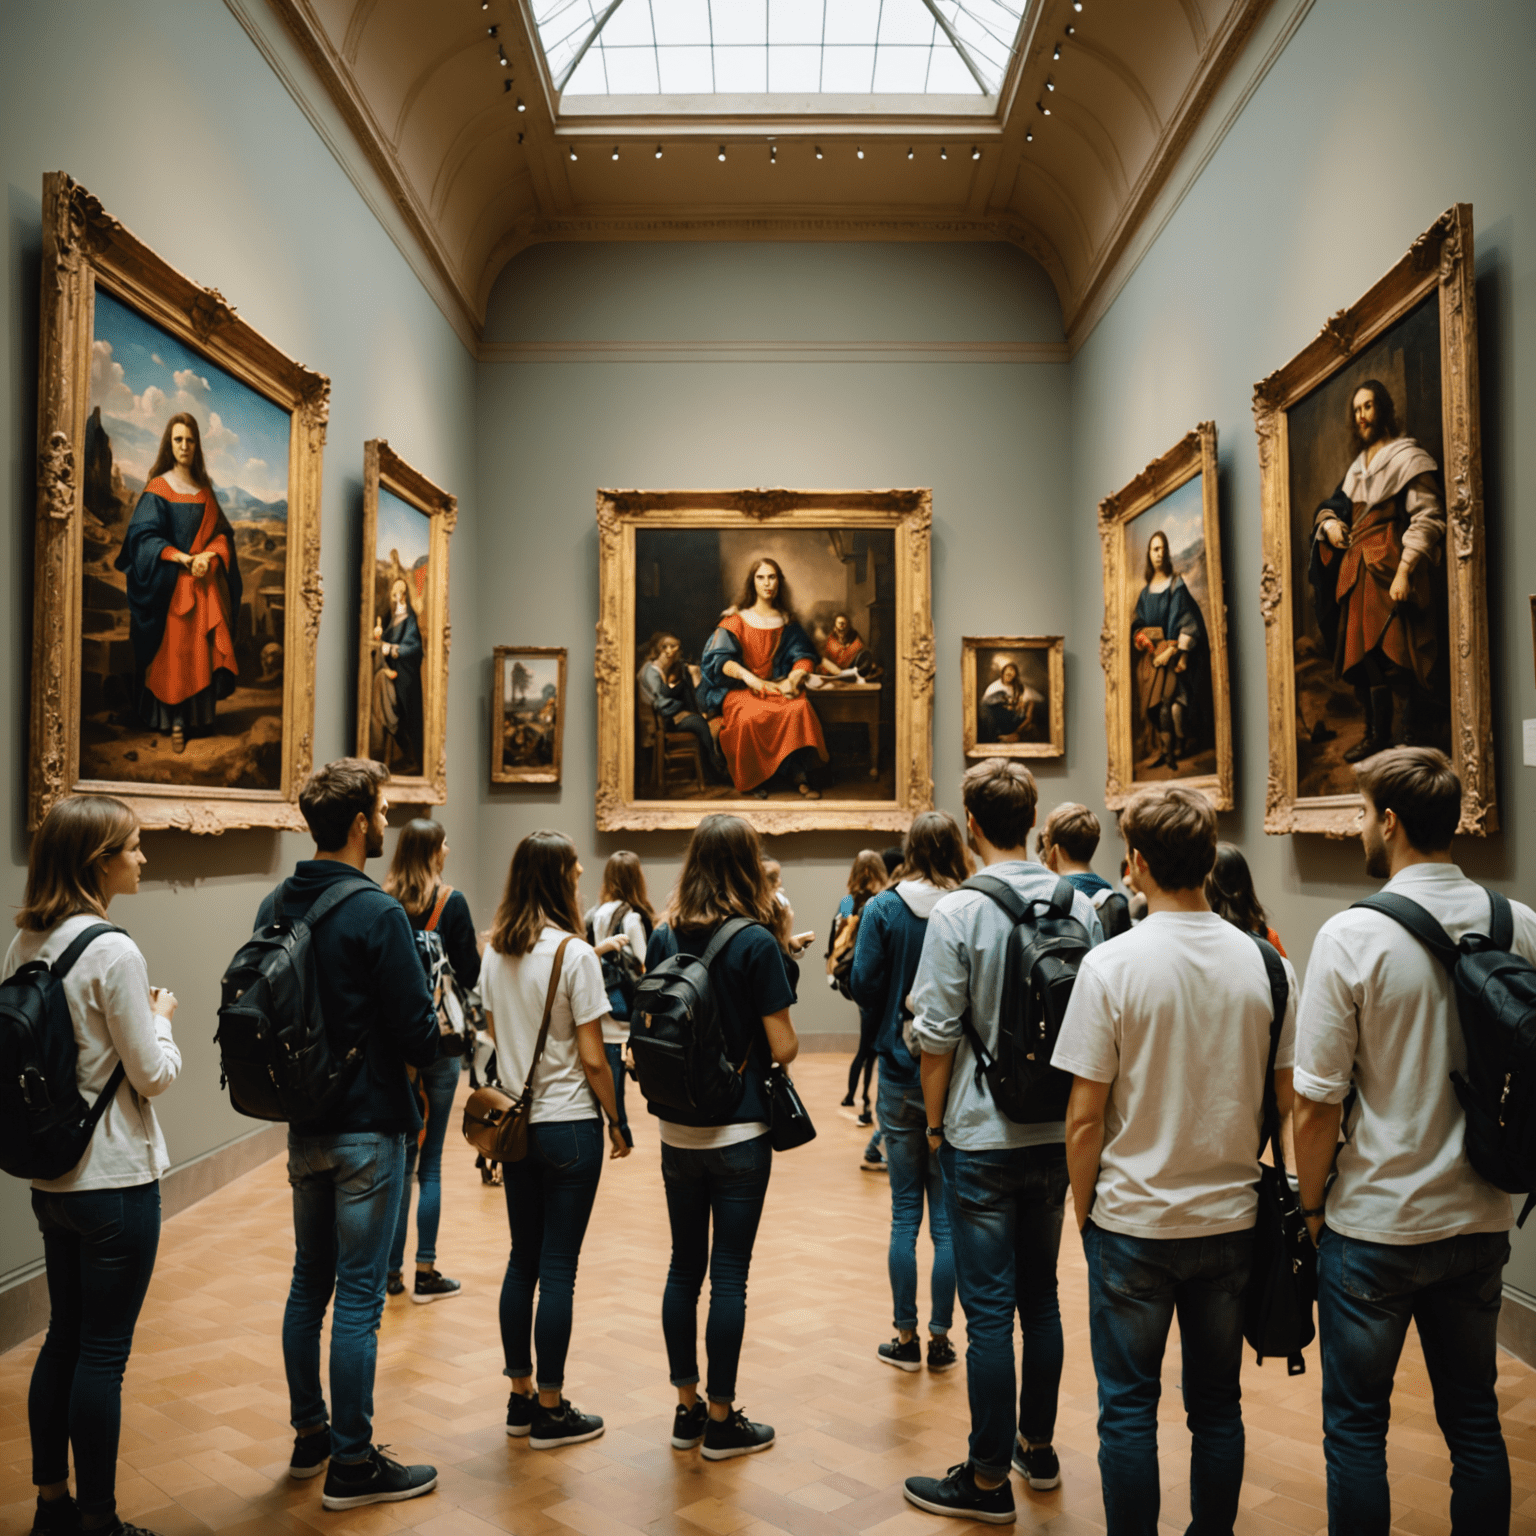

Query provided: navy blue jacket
[848,886,938,1089]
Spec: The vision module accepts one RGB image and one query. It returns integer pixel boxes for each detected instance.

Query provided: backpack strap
[278,876,376,933]
[424,885,452,933]
[50,922,126,979]
[1250,933,1290,1171]
[963,872,1032,925]
[1351,892,1459,970]
[516,936,572,1106]
[1488,888,1514,952]
[698,916,756,971]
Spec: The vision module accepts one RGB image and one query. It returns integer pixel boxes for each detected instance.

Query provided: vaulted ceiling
[270,0,1273,350]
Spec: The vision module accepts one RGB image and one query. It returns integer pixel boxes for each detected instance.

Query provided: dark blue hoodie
[848,880,946,1089]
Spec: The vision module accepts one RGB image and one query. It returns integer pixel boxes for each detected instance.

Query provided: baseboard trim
[1500,1285,1536,1368]
[0,1123,287,1358]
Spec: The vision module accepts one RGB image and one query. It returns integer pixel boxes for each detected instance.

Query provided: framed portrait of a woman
[1098,422,1234,810]
[29,173,328,833]
[355,440,455,803]
[962,636,1065,759]
[595,488,935,833]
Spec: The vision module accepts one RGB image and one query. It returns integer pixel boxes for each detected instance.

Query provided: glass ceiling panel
[533,0,1027,99]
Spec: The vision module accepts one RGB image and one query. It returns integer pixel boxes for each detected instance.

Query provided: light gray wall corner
[1500,1286,1536,1371]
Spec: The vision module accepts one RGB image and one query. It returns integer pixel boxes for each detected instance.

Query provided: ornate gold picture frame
[355,440,454,804]
[1253,204,1493,836]
[595,488,935,833]
[30,172,328,834]
[491,646,566,786]
[962,636,1064,759]
[1099,422,1234,811]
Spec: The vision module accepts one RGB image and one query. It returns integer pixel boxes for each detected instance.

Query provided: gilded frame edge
[961,635,1065,759]
[490,645,567,786]
[1252,203,1494,837]
[30,171,329,834]
[594,487,935,833]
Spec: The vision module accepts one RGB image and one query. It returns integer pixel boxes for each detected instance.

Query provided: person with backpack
[831,849,888,1156]
[1292,748,1536,1534]
[382,818,481,1304]
[5,796,180,1536]
[585,850,656,1150]
[848,812,968,1376]
[255,759,442,1511]
[479,832,630,1451]
[1037,802,1133,941]
[1205,842,1287,954]
[635,814,800,1460]
[902,761,1103,1524]
[1052,785,1297,1536]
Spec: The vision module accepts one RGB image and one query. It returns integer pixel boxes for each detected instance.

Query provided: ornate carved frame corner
[594,487,935,834]
[490,646,567,786]
[30,172,329,834]
[1252,204,1494,837]
[1098,422,1234,812]
[961,635,1065,760]
[356,440,455,804]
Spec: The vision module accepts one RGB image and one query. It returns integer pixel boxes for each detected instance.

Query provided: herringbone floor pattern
[4,1057,1536,1535]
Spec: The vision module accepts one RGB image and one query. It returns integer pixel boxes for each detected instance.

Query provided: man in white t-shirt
[1051,785,1296,1536]
[1294,747,1536,1534]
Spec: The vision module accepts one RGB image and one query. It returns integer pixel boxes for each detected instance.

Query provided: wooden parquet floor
[5,1057,1536,1536]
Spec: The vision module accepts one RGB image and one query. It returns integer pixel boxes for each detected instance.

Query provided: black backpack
[587,902,650,1011]
[1091,887,1133,939]
[1353,886,1536,1224]
[629,918,755,1119]
[0,924,127,1180]
[215,878,375,1122]
[959,874,1092,1123]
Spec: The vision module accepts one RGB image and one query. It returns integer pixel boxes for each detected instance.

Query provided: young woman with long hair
[848,811,970,1374]
[833,849,891,1130]
[640,814,799,1460]
[1205,842,1286,955]
[5,796,181,1536]
[382,818,481,1303]
[584,850,656,1149]
[478,832,629,1450]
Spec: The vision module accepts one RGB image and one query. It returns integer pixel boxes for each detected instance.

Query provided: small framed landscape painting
[962,636,1064,759]
[491,646,566,785]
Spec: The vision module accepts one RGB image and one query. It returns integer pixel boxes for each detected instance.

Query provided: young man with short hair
[902,760,1103,1524]
[1051,784,1296,1536]
[258,758,442,1510]
[1293,747,1536,1534]
[1039,801,1131,939]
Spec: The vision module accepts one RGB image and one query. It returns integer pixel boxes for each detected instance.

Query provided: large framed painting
[30,173,328,834]
[1098,422,1234,810]
[355,440,454,803]
[595,487,935,833]
[491,646,566,785]
[962,636,1064,759]
[1253,204,1494,836]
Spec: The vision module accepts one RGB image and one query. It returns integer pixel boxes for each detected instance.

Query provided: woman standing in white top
[6,796,181,1536]
[584,850,654,1151]
[479,831,629,1452]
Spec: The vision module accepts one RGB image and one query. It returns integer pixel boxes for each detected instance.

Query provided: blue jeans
[941,1140,1068,1479]
[388,1054,460,1271]
[878,1075,953,1335]
[284,1131,406,1463]
[604,1042,634,1148]
[1317,1226,1510,1535]
[501,1118,604,1389]
[661,1133,773,1404]
[30,1182,161,1521]
[1083,1220,1254,1536]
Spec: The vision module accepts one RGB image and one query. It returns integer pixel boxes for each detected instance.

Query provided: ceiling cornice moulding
[480,339,1069,365]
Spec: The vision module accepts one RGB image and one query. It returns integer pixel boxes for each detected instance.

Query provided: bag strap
[50,922,125,980]
[698,916,755,971]
[1250,933,1290,1171]
[963,872,1032,926]
[1488,888,1514,952]
[516,936,572,1105]
[286,876,376,934]
[1351,892,1459,970]
[424,885,453,933]
[82,1060,127,1140]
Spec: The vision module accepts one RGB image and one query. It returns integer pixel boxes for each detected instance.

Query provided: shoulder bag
[765,1064,816,1151]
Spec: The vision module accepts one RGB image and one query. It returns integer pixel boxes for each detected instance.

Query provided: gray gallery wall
[0,1,480,1291]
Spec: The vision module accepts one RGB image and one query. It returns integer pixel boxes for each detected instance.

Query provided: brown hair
[1205,841,1267,936]
[846,850,887,901]
[1120,785,1218,891]
[962,758,1038,852]
[672,814,781,941]
[600,850,656,930]
[299,758,389,852]
[1042,802,1101,864]
[1355,746,1461,853]
[732,556,797,621]
[643,631,681,664]
[898,811,969,891]
[490,831,585,956]
[1143,529,1174,584]
[383,817,445,919]
[1351,378,1400,443]
[145,411,214,491]
[17,795,138,931]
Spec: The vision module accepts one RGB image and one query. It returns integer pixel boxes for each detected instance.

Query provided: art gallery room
[5,0,1536,1532]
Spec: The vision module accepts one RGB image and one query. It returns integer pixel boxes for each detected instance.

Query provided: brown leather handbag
[462,936,571,1165]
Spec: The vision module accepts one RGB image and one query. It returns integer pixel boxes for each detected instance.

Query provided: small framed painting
[492,646,566,785]
[962,636,1064,759]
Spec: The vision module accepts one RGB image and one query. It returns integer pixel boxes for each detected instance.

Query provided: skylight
[533,0,1027,100]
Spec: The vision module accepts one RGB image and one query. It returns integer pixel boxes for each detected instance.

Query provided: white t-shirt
[1295,862,1536,1245]
[1052,910,1297,1240]
[479,927,610,1124]
[3,913,181,1192]
[589,900,649,1043]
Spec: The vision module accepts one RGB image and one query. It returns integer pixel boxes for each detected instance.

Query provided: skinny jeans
[388,1054,460,1271]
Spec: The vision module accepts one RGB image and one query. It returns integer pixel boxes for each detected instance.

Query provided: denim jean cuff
[894,1317,917,1331]
[536,1379,564,1393]
[971,1457,1011,1484]
[670,1371,700,1389]
[503,1365,533,1380]
[75,1494,117,1522]
[928,1324,950,1337]
[706,1389,735,1406]
[290,1412,329,1433]
[415,1251,437,1264]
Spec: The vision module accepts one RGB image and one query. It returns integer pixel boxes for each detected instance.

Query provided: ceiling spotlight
[970,145,981,160]
[498,46,508,65]
[1038,100,1051,115]
[488,24,499,36]
[906,146,914,160]
[516,96,525,110]
[611,146,619,160]
[569,147,577,161]
[814,144,823,159]
[1066,23,1076,34]
[1046,78,1055,91]
[856,145,864,160]
[940,145,947,160]
[770,143,777,163]
[1053,43,1061,59]
[717,144,726,161]
[1073,0,1083,9]
[655,144,663,159]
[1025,130,1033,142]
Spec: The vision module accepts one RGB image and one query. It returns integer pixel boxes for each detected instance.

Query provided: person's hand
[1174,655,1188,673]
[386,668,398,681]
[1306,1214,1325,1248]
[597,934,629,956]
[783,671,807,696]
[608,1124,631,1159]
[1133,631,1154,653]
[150,986,178,1021]
[1389,565,1412,604]
[190,552,211,579]
[1151,648,1170,669]
[926,1130,942,1156]
[744,672,770,695]
[1324,518,1348,550]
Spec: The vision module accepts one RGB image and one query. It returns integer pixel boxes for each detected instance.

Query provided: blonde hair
[17,796,138,931]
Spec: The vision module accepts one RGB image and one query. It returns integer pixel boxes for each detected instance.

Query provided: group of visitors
[7,741,1529,1536]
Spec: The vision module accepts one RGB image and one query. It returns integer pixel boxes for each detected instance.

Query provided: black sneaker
[927,1336,958,1373]
[288,1425,331,1479]
[856,1110,874,1128]
[385,1271,404,1297]
[671,1401,708,1449]
[1011,1441,1060,1490]
[321,1445,437,1510]
[529,1397,605,1449]
[904,1463,1016,1524]
[412,1268,462,1305]
[878,1335,921,1373]
[29,1494,80,1533]
[861,1148,886,1171]
[505,1390,535,1438]
[840,1093,856,1107]
[701,1407,774,1461]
